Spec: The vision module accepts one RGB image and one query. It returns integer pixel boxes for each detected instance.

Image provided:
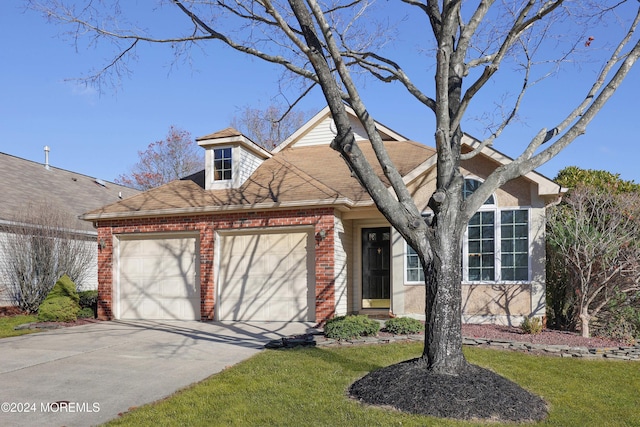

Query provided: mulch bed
[349,358,548,422]
[1,306,100,329]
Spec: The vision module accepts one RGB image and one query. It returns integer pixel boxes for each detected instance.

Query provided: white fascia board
[272,107,332,154]
[198,135,272,159]
[462,135,562,197]
[272,105,409,154]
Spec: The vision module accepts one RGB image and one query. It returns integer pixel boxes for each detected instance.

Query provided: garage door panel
[219,231,313,321]
[118,236,200,320]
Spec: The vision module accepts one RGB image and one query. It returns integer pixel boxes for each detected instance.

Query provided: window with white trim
[213,147,232,181]
[500,210,529,281]
[406,245,424,283]
[404,179,530,284]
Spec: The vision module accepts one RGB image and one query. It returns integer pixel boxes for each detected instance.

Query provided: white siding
[237,146,264,186]
[333,213,350,316]
[293,116,370,148]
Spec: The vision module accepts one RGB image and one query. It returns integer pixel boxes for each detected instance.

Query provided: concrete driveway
[0,320,318,427]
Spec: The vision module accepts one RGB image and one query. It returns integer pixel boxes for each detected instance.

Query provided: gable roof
[273,106,408,153]
[81,108,561,221]
[0,152,139,233]
[81,140,436,219]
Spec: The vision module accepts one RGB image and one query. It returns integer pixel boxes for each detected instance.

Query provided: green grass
[0,315,39,338]
[105,343,640,427]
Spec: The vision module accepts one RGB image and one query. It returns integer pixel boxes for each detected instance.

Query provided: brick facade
[96,208,336,324]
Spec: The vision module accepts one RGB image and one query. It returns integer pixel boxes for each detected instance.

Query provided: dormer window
[213,147,232,181]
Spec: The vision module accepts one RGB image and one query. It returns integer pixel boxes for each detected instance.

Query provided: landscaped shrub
[384,317,424,335]
[38,298,81,322]
[592,293,640,343]
[324,315,380,340]
[78,290,98,318]
[520,316,543,334]
[37,274,80,322]
[78,290,98,309]
[77,307,96,319]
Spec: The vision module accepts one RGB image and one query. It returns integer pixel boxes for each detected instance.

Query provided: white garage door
[118,235,200,320]
[218,230,314,321]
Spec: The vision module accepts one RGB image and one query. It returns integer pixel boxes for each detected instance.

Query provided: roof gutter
[79,197,371,222]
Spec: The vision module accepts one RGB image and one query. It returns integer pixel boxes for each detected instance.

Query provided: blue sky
[1,2,638,184]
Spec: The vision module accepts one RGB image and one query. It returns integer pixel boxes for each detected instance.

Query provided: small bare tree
[547,185,640,337]
[231,104,309,149]
[0,202,95,313]
[116,125,204,190]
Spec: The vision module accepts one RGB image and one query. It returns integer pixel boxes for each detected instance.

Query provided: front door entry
[361,227,391,309]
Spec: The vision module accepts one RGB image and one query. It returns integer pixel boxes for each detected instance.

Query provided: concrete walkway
[0,320,318,427]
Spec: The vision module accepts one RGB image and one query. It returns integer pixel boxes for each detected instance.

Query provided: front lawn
[0,314,38,338]
[106,343,640,427]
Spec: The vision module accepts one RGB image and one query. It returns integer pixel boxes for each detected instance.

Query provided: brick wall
[96,208,336,324]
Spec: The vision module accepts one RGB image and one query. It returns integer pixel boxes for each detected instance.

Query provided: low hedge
[384,317,424,335]
[324,315,380,340]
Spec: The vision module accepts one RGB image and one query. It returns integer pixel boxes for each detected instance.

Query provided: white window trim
[404,242,424,285]
[462,206,532,284]
[402,205,533,286]
[212,145,234,183]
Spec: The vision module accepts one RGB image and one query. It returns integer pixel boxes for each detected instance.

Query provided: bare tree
[547,184,640,337]
[0,202,95,313]
[29,0,640,393]
[116,125,204,190]
[231,104,309,149]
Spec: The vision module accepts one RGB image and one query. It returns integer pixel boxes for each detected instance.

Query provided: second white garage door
[218,230,314,321]
[117,235,200,320]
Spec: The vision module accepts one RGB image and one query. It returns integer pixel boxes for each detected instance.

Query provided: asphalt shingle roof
[0,152,139,232]
[82,140,436,219]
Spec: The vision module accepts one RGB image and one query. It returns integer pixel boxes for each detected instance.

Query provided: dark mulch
[0,306,24,317]
[349,358,548,423]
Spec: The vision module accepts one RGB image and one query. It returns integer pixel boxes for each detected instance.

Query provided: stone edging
[266,334,640,360]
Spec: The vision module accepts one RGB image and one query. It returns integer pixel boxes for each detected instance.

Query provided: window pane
[468,269,480,281]
[501,240,514,253]
[481,269,494,281]
[515,239,528,252]
[500,210,529,281]
[515,225,528,238]
[213,148,232,181]
[469,255,480,268]
[514,268,528,281]
[406,245,424,282]
[515,210,528,222]
[466,210,494,281]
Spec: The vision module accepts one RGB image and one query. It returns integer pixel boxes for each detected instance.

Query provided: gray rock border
[266,333,640,360]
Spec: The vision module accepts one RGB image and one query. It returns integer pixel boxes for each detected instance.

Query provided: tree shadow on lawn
[349,357,548,423]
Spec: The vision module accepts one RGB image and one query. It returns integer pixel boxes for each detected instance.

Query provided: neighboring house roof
[0,152,139,233]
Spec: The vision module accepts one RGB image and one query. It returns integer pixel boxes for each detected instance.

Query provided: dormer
[196,128,272,190]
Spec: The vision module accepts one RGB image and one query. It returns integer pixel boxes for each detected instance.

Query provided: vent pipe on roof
[44,146,50,170]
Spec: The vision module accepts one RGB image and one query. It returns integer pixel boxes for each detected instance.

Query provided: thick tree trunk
[423,222,468,375]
